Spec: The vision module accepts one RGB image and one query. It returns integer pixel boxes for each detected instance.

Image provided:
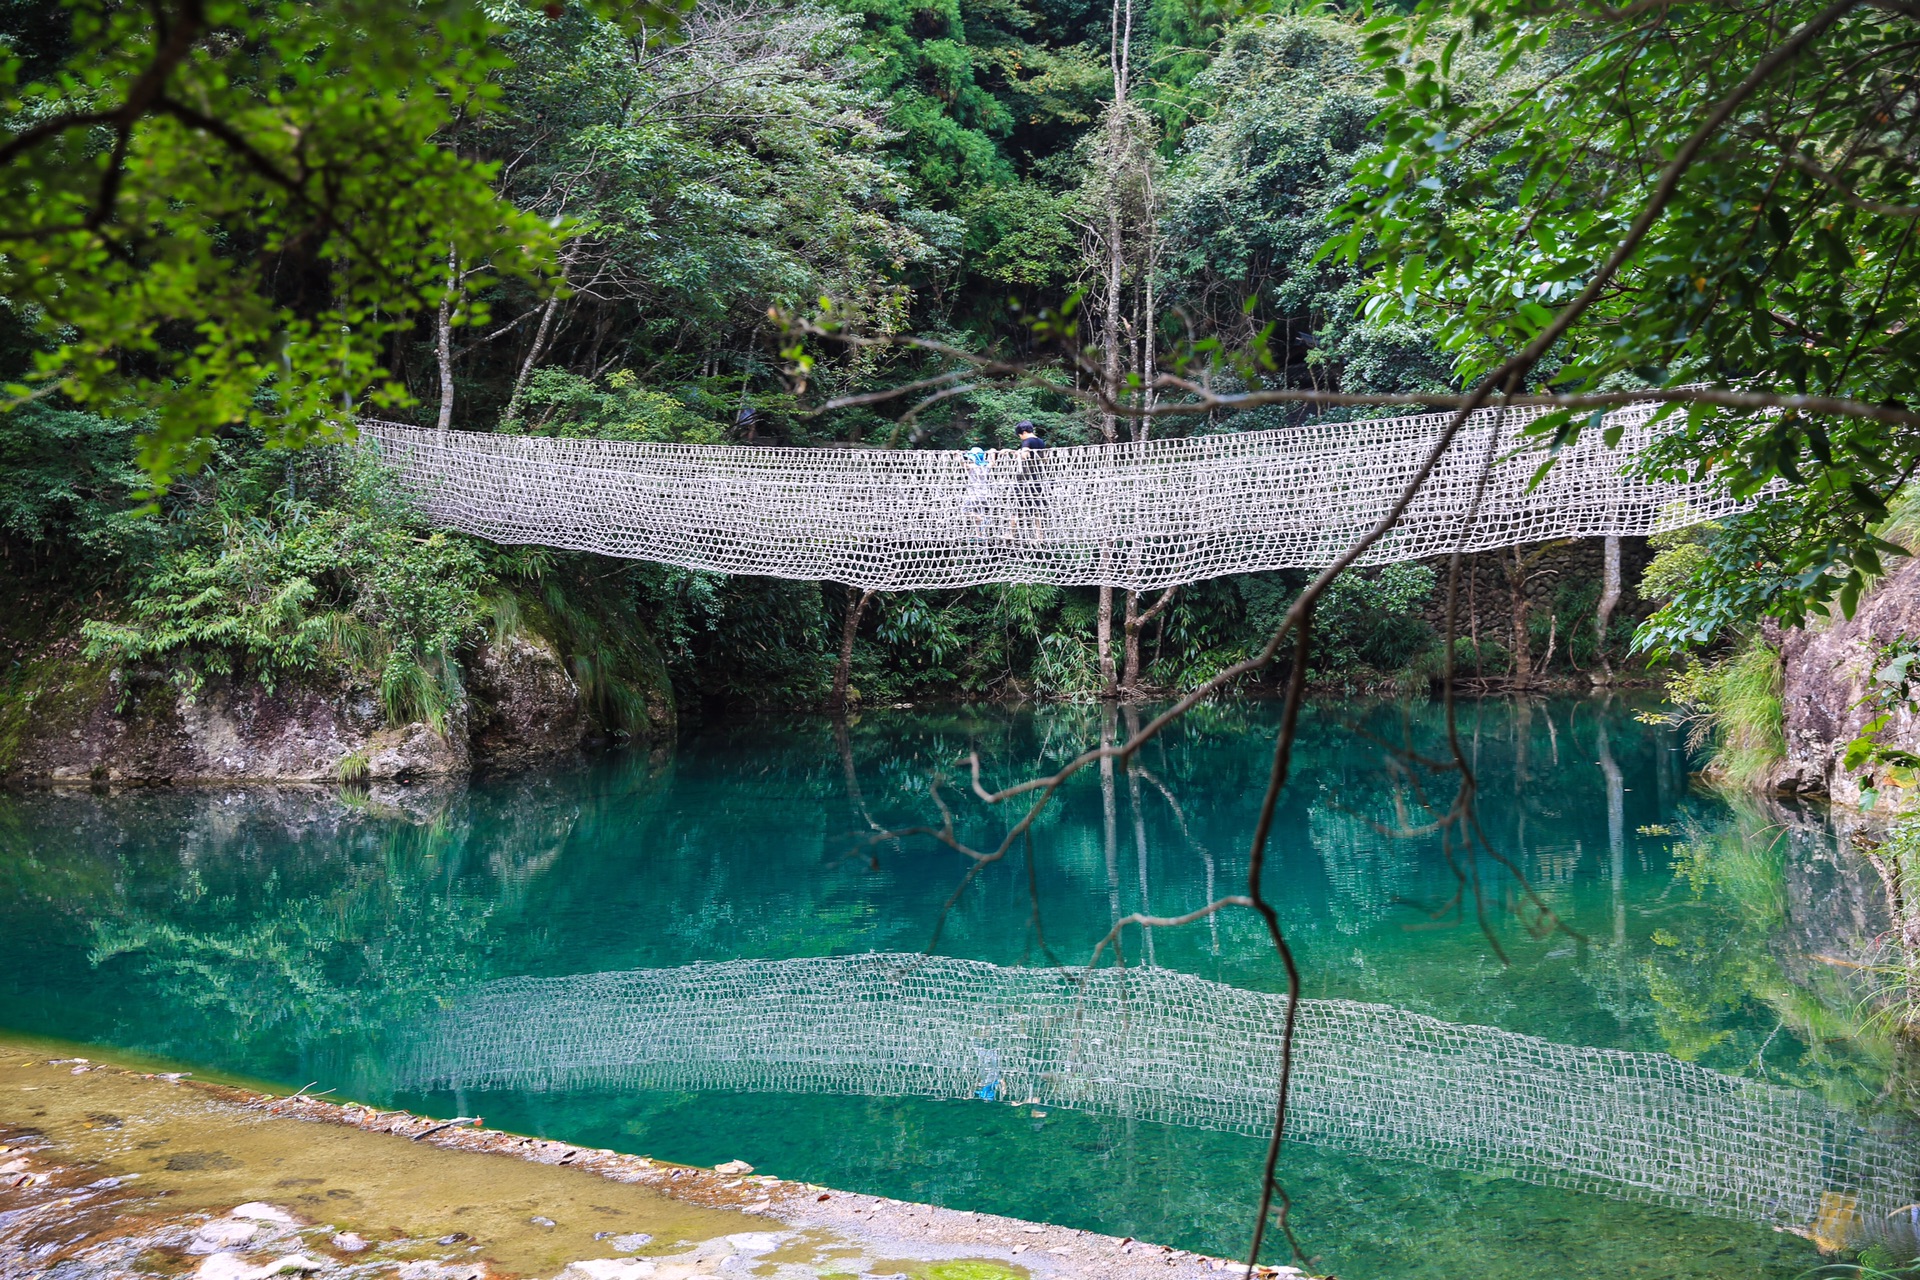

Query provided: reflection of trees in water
[1632,797,1920,1118]
[0,781,591,1087]
[1308,806,1413,938]
[89,862,491,1040]
[4,699,1914,1201]
[0,702,1804,981]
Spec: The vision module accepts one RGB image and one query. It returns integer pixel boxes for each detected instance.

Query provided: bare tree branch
[798,324,1920,430]
[1086,896,1255,969]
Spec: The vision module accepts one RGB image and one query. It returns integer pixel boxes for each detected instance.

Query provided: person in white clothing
[960,443,998,536]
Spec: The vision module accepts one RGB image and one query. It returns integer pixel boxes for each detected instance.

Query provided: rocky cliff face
[0,626,655,785]
[467,632,587,771]
[1775,558,1920,807]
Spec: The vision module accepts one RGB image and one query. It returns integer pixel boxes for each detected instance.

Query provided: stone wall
[1417,535,1655,668]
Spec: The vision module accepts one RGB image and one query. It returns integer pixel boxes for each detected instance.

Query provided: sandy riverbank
[0,1042,1309,1280]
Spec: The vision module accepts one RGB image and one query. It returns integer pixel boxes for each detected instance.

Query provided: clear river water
[3,696,1915,1278]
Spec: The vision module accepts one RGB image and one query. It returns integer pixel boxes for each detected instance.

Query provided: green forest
[3,0,1917,739]
[4,5,1920,1270]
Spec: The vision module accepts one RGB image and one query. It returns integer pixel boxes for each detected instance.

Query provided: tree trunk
[829,586,875,714]
[1101,705,1121,926]
[1123,585,1174,692]
[580,304,615,376]
[1090,0,1137,704]
[1124,704,1154,966]
[1098,0,1129,448]
[1508,546,1532,690]
[1514,695,1532,786]
[1469,553,1483,680]
[1593,534,1621,685]
[1596,710,1625,945]
[1098,583,1116,699]
[1101,186,1124,444]
[1135,139,1160,446]
[434,245,458,431]
[502,289,564,426]
[1138,248,1156,442]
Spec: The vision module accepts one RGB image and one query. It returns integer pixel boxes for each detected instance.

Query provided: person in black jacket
[1013,421,1047,541]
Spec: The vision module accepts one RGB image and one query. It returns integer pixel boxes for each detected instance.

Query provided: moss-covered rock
[468,631,587,771]
[0,604,676,784]
[0,621,468,783]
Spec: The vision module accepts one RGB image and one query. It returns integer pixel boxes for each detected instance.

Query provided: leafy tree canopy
[0,0,680,492]
[1344,0,1920,634]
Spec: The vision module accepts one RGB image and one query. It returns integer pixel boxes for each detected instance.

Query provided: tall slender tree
[1078,0,1164,697]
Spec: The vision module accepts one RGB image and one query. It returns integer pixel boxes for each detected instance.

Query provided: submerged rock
[188,1219,259,1253]
[196,1255,322,1280]
[562,1261,655,1280]
[231,1203,300,1224]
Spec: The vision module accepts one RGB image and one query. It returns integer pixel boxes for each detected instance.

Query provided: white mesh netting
[363,401,1752,591]
[402,955,1920,1242]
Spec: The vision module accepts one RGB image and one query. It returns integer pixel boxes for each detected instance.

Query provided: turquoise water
[0,697,1910,1277]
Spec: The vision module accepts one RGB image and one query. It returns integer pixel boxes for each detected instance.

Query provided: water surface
[2,697,1912,1277]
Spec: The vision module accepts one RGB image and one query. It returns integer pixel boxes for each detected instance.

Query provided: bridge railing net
[363,402,1752,591]
[403,955,1919,1245]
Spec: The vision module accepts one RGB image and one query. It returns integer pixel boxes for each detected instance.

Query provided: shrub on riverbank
[0,414,679,773]
[1659,639,1787,791]
[79,448,493,731]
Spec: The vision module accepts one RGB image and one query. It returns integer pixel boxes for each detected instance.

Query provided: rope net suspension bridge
[363,400,1752,591]
[402,955,1920,1249]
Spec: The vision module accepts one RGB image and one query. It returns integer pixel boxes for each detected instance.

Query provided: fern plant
[81,444,491,731]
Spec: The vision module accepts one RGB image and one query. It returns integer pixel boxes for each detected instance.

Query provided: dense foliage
[19,0,1906,722]
[1348,0,1920,637]
[1161,19,1456,416]
[0,0,602,487]
[0,0,1488,722]
[77,448,496,729]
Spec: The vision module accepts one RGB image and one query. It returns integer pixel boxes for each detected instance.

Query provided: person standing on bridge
[1013,421,1048,542]
[960,443,998,537]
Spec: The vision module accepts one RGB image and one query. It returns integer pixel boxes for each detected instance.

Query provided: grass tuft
[1663,635,1784,788]
[335,748,370,784]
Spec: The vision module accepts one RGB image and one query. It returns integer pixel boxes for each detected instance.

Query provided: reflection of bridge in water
[403,954,1919,1245]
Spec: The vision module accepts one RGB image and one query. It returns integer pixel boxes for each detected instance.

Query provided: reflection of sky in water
[0,697,1911,1278]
